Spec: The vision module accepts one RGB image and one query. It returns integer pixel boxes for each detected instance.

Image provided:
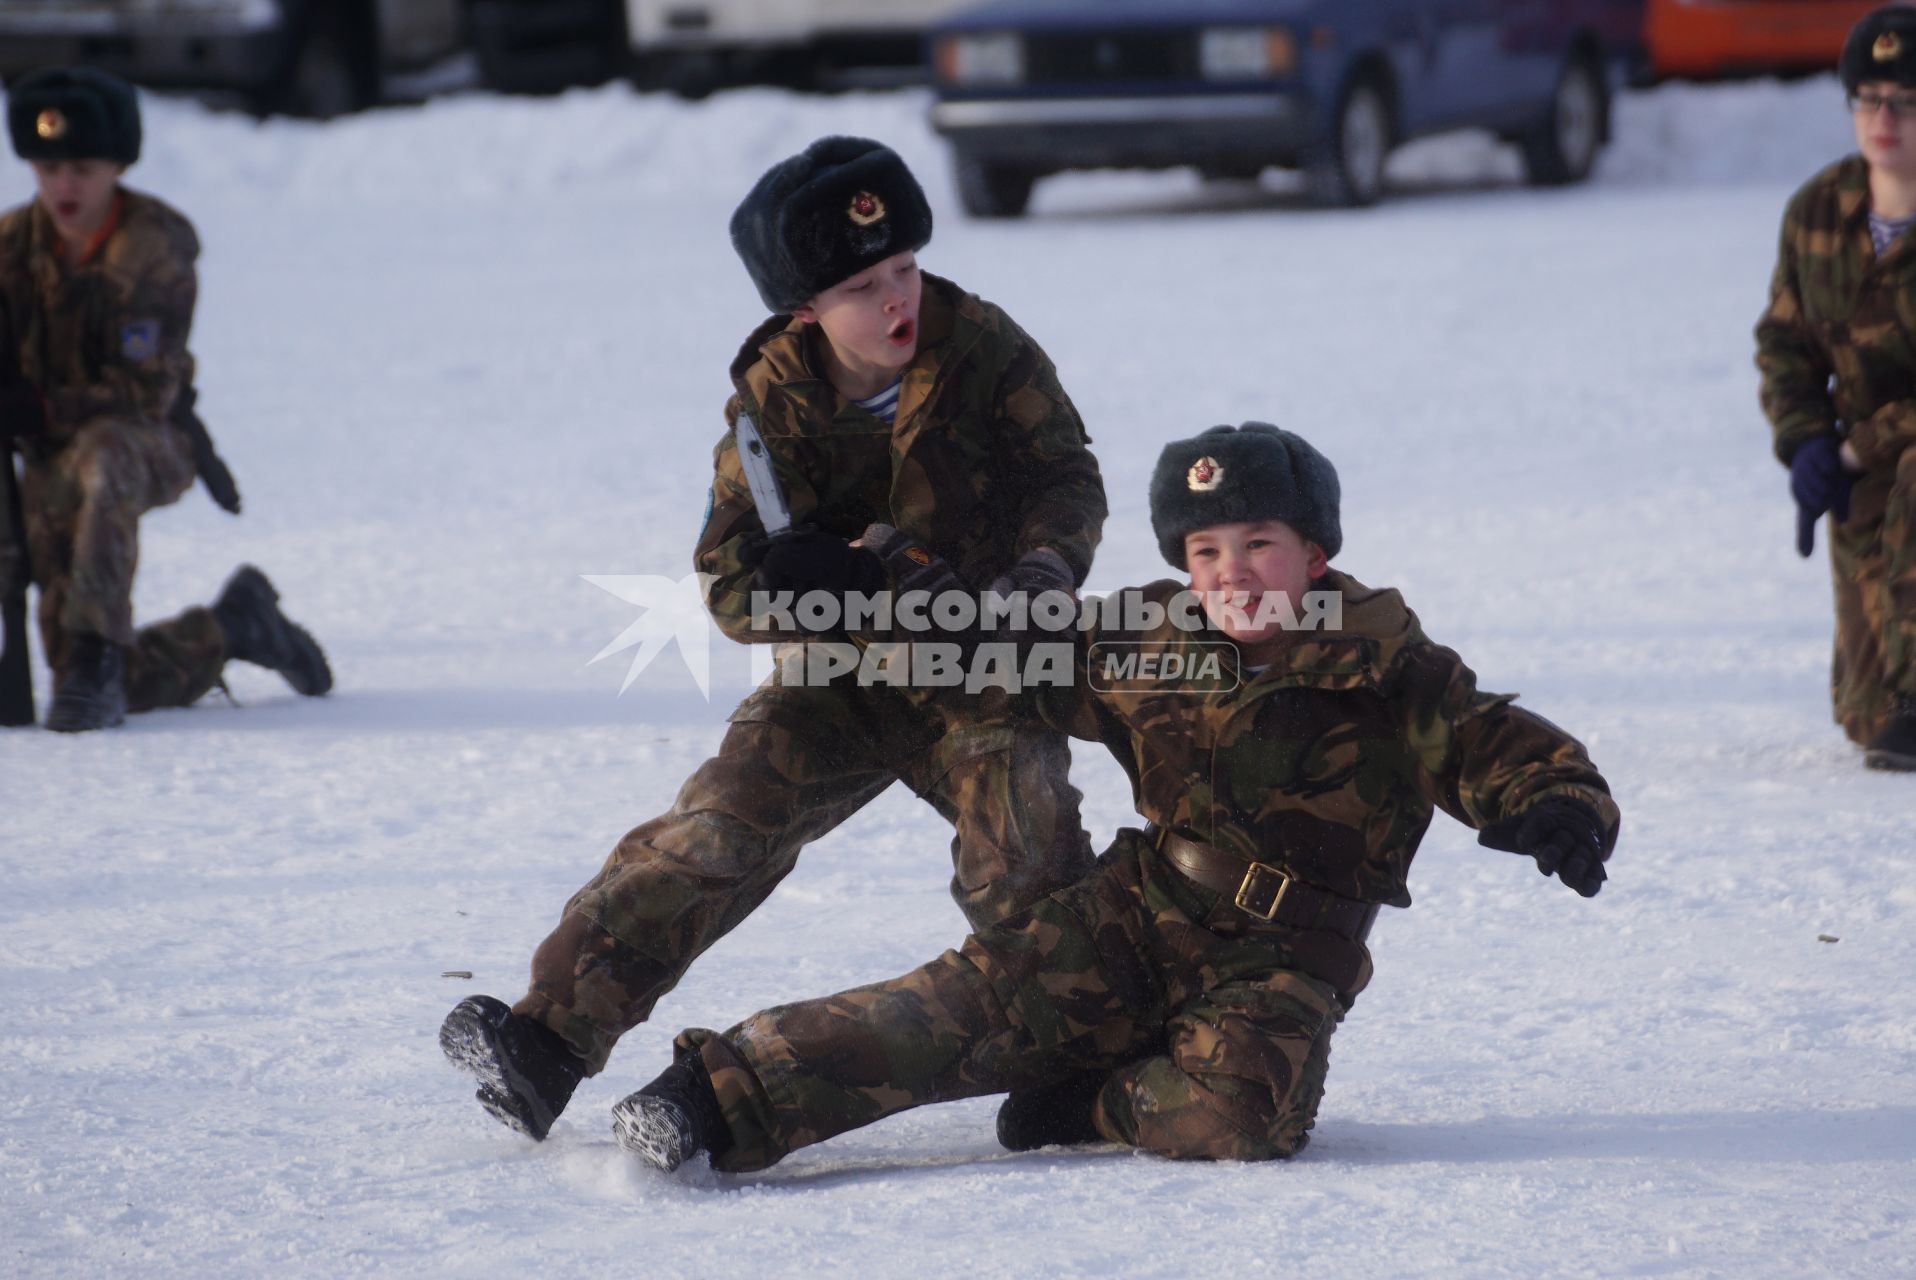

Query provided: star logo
[583,572,715,698]
[1187,457,1225,492]
[36,108,67,140]
[848,190,887,226]
[1876,31,1904,62]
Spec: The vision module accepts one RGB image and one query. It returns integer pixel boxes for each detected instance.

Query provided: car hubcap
[1556,68,1599,172]
[1343,89,1386,199]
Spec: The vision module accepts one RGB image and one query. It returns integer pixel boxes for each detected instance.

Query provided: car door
[1485,0,1576,124]
[1377,0,1504,136]
[1426,0,1512,128]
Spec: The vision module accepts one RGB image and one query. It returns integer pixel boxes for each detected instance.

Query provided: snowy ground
[3,77,1912,1278]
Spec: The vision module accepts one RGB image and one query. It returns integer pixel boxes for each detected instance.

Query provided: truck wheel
[1522,54,1605,186]
[257,5,378,118]
[1306,76,1389,208]
[955,155,1034,219]
[632,51,726,99]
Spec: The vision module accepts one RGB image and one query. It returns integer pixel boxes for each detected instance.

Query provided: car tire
[633,51,725,100]
[255,4,377,119]
[1522,54,1606,186]
[1306,76,1390,208]
[955,154,1036,219]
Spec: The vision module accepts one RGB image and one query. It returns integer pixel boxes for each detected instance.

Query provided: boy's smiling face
[1185,519,1328,645]
[793,250,923,397]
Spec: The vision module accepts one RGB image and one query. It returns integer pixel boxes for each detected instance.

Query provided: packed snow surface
[2,77,1911,1278]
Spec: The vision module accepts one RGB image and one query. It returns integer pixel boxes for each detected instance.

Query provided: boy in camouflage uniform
[612,423,1620,1172]
[0,68,331,733]
[1757,3,1916,769]
[440,138,1104,1140]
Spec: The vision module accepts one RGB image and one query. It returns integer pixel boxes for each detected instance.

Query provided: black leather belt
[1155,828,1379,943]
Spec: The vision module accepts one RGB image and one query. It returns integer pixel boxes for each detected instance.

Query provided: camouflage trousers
[1828,445,1916,744]
[514,678,1094,1073]
[21,418,226,711]
[676,826,1373,1172]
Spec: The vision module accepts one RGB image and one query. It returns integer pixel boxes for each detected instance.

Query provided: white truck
[0,0,466,117]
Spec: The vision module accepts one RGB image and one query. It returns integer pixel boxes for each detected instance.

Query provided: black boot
[211,565,332,696]
[439,995,587,1141]
[996,1071,1106,1152]
[44,634,127,733]
[611,1055,728,1171]
[1865,697,1916,772]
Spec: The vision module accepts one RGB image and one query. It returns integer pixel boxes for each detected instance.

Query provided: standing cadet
[1758,3,1916,770]
[440,137,1105,1139]
[0,68,331,732]
[609,423,1620,1173]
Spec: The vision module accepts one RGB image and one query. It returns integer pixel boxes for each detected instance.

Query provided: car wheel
[1522,55,1605,186]
[634,51,725,99]
[1306,77,1390,208]
[955,155,1035,219]
[255,6,377,118]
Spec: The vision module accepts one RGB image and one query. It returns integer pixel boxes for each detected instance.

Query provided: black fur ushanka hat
[730,136,934,314]
[7,67,141,164]
[1842,4,1916,93]
[1150,423,1343,569]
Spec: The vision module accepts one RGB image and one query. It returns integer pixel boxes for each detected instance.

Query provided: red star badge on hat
[1187,457,1224,492]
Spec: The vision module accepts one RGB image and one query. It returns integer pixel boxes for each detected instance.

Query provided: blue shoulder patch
[120,319,160,362]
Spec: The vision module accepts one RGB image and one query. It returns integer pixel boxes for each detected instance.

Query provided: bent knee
[1122,1094,1315,1162]
[1108,1056,1322,1162]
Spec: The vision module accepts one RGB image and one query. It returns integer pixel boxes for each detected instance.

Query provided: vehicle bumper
[930,92,1308,170]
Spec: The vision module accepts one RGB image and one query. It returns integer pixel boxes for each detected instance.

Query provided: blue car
[927,0,1645,215]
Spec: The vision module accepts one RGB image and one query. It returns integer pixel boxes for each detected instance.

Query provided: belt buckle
[1234,861,1291,921]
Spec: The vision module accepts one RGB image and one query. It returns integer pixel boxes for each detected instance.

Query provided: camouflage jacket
[1756,155,1916,470]
[1037,572,1620,908]
[695,272,1106,643]
[0,188,198,454]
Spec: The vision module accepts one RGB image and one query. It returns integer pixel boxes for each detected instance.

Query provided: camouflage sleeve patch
[120,318,160,363]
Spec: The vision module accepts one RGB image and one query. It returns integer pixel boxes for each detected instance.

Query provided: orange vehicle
[1645,0,1887,80]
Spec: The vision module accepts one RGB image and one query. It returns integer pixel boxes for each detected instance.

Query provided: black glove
[1478,797,1609,898]
[859,523,983,650]
[0,384,46,445]
[986,548,1076,600]
[981,548,1078,651]
[174,387,241,515]
[742,528,886,599]
[1790,435,1855,558]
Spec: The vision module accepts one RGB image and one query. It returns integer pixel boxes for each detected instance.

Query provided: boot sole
[44,696,126,733]
[611,1094,694,1171]
[439,998,556,1141]
[43,709,126,733]
[1865,746,1916,772]
[222,566,334,697]
[276,620,332,698]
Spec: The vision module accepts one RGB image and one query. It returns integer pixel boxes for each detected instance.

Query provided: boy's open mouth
[886,318,915,346]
